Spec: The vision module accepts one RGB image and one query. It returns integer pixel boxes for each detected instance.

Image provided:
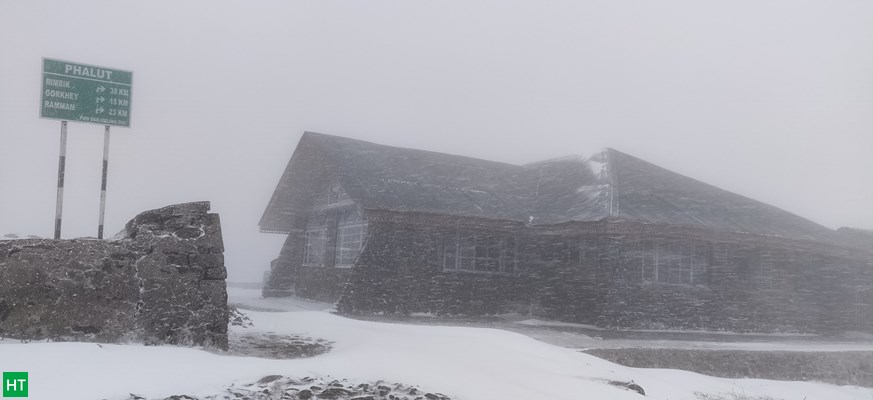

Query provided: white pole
[97,125,110,239]
[54,121,68,239]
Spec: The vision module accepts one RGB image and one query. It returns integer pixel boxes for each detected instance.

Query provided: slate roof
[310,133,535,222]
[260,132,840,244]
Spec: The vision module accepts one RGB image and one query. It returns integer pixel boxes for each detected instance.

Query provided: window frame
[440,230,517,274]
[334,208,368,268]
[638,239,710,287]
[302,213,329,267]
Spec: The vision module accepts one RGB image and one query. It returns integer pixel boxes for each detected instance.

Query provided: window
[303,214,328,266]
[335,209,368,266]
[440,231,516,273]
[313,181,351,208]
[328,181,350,204]
[639,240,709,286]
[303,206,368,268]
[579,238,599,280]
[736,250,769,288]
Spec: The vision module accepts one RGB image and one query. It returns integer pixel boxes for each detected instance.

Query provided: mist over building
[261,132,873,334]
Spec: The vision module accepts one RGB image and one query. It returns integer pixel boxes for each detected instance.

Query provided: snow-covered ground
[229,288,873,353]
[228,286,336,313]
[0,288,871,399]
[507,322,873,352]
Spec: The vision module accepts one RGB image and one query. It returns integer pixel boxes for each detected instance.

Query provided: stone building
[260,132,873,334]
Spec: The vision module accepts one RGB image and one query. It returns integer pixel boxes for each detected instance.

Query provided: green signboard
[40,58,133,127]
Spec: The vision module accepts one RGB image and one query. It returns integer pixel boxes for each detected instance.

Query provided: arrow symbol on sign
[96,86,106,93]
[96,96,105,103]
[96,106,105,114]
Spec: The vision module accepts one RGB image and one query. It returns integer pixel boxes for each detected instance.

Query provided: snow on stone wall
[0,202,228,348]
[326,215,873,334]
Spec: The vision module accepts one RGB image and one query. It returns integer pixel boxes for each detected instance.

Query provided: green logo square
[2,372,28,397]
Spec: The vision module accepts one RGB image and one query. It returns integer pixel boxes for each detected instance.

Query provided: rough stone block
[0,201,228,348]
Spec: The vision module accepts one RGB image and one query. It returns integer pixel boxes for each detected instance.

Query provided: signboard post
[40,58,133,239]
[98,126,110,239]
[54,121,67,240]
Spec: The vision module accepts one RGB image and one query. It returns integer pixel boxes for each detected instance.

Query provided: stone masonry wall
[269,207,871,334]
[0,202,228,348]
[338,221,536,316]
[589,234,873,334]
[334,219,872,334]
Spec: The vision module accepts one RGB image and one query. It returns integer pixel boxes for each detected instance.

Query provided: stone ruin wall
[0,201,228,348]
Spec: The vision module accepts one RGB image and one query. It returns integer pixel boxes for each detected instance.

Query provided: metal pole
[54,121,68,240]
[97,125,110,239]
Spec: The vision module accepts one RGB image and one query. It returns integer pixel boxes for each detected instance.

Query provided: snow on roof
[261,132,842,245]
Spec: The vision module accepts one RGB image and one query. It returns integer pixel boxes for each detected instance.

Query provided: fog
[1,0,871,283]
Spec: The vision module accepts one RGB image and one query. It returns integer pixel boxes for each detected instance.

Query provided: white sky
[1,1,871,282]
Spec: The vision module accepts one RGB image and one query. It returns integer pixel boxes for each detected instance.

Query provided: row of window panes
[579,239,598,280]
[638,240,709,286]
[336,224,367,266]
[440,232,516,274]
[576,238,710,286]
[302,209,367,267]
[435,235,708,281]
[303,229,327,265]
